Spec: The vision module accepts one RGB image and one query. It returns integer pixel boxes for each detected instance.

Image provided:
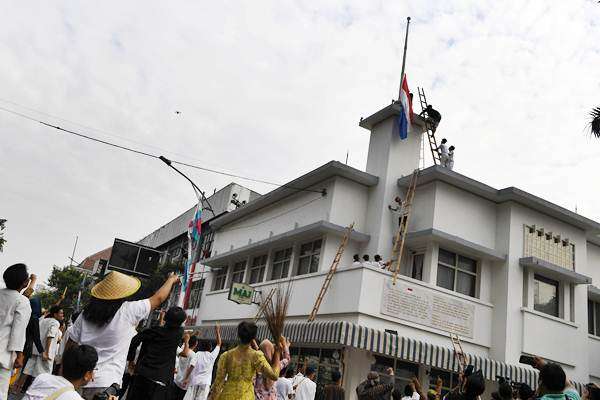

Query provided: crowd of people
[2,263,600,400]
[0,264,328,400]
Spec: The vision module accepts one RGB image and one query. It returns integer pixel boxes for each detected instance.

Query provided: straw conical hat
[91,271,141,300]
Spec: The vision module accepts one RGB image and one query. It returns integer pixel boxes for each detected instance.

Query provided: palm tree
[590,107,600,138]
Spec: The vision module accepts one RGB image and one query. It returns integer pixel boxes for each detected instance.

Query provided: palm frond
[589,107,600,138]
[262,282,292,343]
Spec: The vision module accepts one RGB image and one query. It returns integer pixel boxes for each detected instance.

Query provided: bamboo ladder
[450,333,467,373]
[390,170,419,285]
[417,87,441,165]
[308,223,354,322]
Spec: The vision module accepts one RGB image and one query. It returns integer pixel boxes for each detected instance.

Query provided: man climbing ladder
[390,169,419,285]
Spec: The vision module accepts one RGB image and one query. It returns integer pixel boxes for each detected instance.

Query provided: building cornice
[398,166,600,241]
[407,228,506,262]
[204,220,369,265]
[520,256,592,285]
[210,161,378,229]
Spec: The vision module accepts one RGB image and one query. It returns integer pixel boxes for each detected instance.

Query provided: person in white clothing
[182,325,221,400]
[169,334,199,400]
[292,366,317,400]
[399,383,421,400]
[0,264,33,400]
[55,312,80,368]
[446,146,455,170]
[68,271,180,400]
[23,344,99,400]
[275,368,295,400]
[22,306,64,379]
[436,138,449,166]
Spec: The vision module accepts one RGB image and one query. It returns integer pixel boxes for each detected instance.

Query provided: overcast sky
[1,1,599,284]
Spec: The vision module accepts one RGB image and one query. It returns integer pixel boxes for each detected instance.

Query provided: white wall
[432,182,497,249]
[328,177,369,233]
[587,242,600,284]
[211,180,334,256]
[589,336,600,381]
[507,203,590,381]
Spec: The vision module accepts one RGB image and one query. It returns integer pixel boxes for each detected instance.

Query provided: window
[297,239,322,276]
[270,248,292,280]
[230,261,246,286]
[429,368,460,397]
[534,275,559,317]
[411,253,424,280]
[212,267,228,291]
[371,355,419,389]
[249,255,267,284]
[186,279,205,309]
[289,347,343,400]
[588,300,600,336]
[436,249,477,297]
[200,229,214,260]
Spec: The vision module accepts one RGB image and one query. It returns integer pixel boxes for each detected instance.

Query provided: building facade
[184,104,600,398]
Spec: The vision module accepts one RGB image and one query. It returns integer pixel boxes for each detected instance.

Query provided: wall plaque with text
[381,280,475,338]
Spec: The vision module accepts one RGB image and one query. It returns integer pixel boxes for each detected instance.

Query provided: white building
[187,102,600,397]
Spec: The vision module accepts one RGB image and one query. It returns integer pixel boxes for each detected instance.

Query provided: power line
[0,105,326,194]
[0,97,223,165]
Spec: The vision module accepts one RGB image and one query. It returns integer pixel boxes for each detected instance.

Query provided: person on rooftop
[436,139,449,166]
[420,105,442,132]
[446,146,455,170]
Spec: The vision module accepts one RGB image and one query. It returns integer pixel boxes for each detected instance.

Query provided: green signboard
[228,282,255,305]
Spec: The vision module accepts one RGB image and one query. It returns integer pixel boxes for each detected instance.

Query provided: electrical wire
[0,105,326,194]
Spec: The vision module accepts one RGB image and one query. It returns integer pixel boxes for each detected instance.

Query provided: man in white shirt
[436,138,449,166]
[170,334,198,400]
[182,325,221,400]
[446,146,455,170]
[23,306,64,379]
[23,344,98,400]
[68,271,180,400]
[0,263,32,400]
[275,369,295,400]
[292,366,317,400]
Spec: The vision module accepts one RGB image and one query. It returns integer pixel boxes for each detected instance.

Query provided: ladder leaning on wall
[417,87,441,166]
[450,333,467,373]
[390,170,419,285]
[308,223,354,322]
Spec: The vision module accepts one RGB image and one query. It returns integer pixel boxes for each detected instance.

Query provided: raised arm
[149,273,180,310]
[254,350,280,381]
[215,324,222,348]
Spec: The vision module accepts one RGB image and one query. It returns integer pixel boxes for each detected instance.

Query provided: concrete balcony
[197,263,494,357]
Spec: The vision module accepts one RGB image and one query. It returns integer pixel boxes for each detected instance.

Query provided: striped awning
[193,320,562,389]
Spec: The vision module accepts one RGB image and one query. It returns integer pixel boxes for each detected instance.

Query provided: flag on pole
[394,74,414,140]
[182,201,202,296]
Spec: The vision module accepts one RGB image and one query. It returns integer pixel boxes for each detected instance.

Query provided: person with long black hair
[68,271,179,400]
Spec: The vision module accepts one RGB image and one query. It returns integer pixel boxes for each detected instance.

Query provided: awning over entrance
[193,320,571,390]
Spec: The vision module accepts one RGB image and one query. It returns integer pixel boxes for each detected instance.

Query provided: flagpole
[399,16,411,98]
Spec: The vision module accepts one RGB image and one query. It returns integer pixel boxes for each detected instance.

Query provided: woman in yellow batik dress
[210,321,281,400]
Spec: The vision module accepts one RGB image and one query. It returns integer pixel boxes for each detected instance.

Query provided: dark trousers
[168,382,187,400]
[126,375,168,400]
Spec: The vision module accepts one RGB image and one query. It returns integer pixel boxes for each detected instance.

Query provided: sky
[1,1,600,284]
